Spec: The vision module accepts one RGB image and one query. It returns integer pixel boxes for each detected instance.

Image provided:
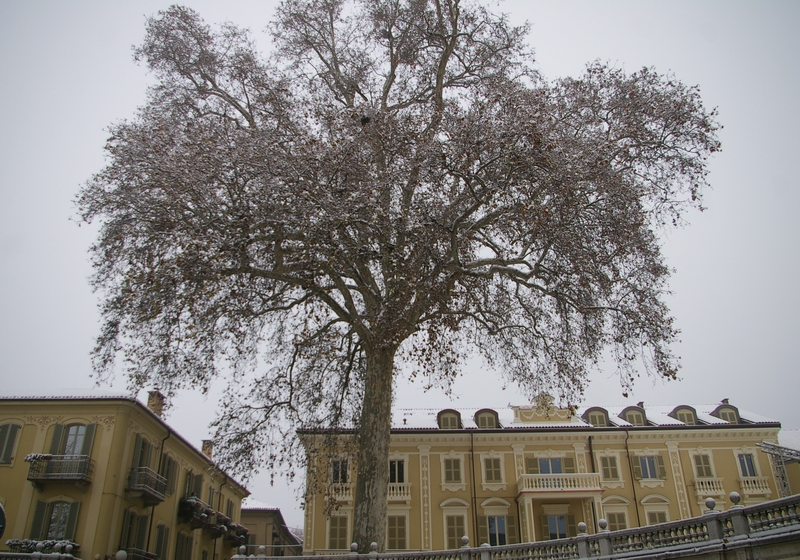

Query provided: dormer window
[719,409,738,423]
[583,408,609,427]
[475,409,500,429]
[620,407,647,426]
[438,410,461,429]
[670,406,697,425]
[711,403,740,424]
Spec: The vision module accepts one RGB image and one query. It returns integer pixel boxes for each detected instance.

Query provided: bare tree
[77,0,719,551]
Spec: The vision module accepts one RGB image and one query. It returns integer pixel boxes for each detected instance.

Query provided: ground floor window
[541,514,576,540]
[446,515,465,549]
[606,512,627,531]
[328,516,348,550]
[647,511,668,525]
[387,516,406,550]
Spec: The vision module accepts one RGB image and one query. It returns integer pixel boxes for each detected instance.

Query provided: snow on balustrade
[517,473,602,492]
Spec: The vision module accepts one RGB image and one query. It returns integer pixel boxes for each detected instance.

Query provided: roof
[388,401,780,431]
[0,392,249,494]
[241,497,278,510]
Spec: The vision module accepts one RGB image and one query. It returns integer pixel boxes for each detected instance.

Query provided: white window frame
[326,511,351,551]
[440,498,469,550]
[596,449,623,489]
[440,451,466,492]
[601,496,630,532]
[641,495,670,525]
[688,449,716,479]
[632,448,667,488]
[386,507,409,550]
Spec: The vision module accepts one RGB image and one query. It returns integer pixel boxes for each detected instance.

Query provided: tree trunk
[352,345,396,553]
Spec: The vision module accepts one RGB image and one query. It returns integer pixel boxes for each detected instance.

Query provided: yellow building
[301,398,782,553]
[240,499,302,556]
[0,393,249,560]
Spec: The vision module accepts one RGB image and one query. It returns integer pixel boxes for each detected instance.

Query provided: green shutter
[50,424,65,454]
[135,514,149,550]
[64,502,81,541]
[526,458,539,474]
[477,515,488,545]
[175,533,185,560]
[81,424,96,457]
[567,515,577,537]
[131,435,143,469]
[564,457,575,473]
[30,501,48,539]
[656,455,667,479]
[154,525,166,560]
[0,424,19,463]
[193,473,203,497]
[540,515,550,540]
[145,442,154,469]
[506,515,518,544]
[120,510,133,548]
[632,459,642,479]
[187,536,194,560]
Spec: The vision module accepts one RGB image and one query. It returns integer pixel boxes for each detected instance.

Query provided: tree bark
[352,345,396,552]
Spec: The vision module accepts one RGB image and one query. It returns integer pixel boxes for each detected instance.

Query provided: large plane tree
[78,0,719,550]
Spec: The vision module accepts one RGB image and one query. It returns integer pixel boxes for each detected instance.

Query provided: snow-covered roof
[242,497,278,510]
[390,401,779,430]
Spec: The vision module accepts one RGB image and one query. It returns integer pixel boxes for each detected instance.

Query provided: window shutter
[175,533,185,560]
[120,510,133,549]
[567,515,577,537]
[632,459,643,479]
[506,515,518,544]
[50,424,65,454]
[81,424,96,456]
[131,435,143,469]
[656,455,667,479]
[64,501,81,541]
[30,500,48,539]
[193,473,204,497]
[526,458,539,474]
[187,536,194,560]
[145,442,154,469]
[540,515,550,540]
[477,515,488,545]
[564,457,576,474]
[154,525,167,560]
[135,514,149,550]
[0,424,19,463]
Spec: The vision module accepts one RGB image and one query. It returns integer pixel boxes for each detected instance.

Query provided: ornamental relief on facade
[91,414,116,431]
[25,415,65,432]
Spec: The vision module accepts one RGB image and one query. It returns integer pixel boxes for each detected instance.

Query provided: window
[445,515,465,549]
[487,516,506,545]
[626,411,645,426]
[120,510,150,552]
[328,516,348,549]
[387,516,406,549]
[588,412,607,427]
[389,460,404,483]
[154,524,170,560]
[226,498,234,518]
[29,500,80,541]
[719,409,738,423]
[600,456,619,480]
[175,532,193,560]
[332,460,348,484]
[738,453,757,477]
[647,511,668,525]
[131,434,154,469]
[676,410,695,425]
[49,423,96,456]
[541,515,576,540]
[606,512,627,531]
[0,423,20,464]
[159,453,177,495]
[484,458,502,483]
[444,458,461,483]
[475,410,499,429]
[208,486,216,508]
[438,410,461,429]
[525,457,576,474]
[694,454,713,478]
[635,455,667,480]
[478,512,517,545]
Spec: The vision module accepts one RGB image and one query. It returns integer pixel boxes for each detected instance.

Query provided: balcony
[739,476,771,497]
[388,482,411,503]
[26,454,93,486]
[329,482,353,503]
[127,467,167,505]
[517,473,602,497]
[693,477,725,496]
[123,548,156,560]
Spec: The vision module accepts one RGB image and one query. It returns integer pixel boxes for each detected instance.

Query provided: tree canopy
[78,0,719,550]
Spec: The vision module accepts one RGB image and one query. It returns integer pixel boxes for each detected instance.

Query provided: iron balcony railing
[127,467,167,503]
[26,455,93,483]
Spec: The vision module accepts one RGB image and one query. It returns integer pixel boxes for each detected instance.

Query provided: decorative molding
[534,449,567,458]
[639,479,666,489]
[666,441,691,518]
[418,445,431,550]
[127,419,141,434]
[481,482,507,492]
[91,415,116,431]
[512,444,525,479]
[573,443,588,474]
[25,415,64,432]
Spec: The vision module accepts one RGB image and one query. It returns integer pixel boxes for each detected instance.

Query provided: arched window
[711,403,740,423]
[49,423,96,457]
[670,406,698,425]
[619,407,647,427]
[474,409,499,429]
[437,410,461,429]
[582,408,609,427]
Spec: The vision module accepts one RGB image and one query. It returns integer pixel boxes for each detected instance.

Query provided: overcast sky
[1,0,798,528]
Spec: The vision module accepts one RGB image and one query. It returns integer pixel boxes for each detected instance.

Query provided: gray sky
[1,0,799,528]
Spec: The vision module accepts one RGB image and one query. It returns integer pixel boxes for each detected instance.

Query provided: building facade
[240,500,302,556]
[0,394,249,560]
[301,398,782,553]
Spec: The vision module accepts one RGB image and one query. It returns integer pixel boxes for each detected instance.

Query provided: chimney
[147,390,166,418]
[722,398,729,404]
[202,440,214,459]
[637,401,644,408]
